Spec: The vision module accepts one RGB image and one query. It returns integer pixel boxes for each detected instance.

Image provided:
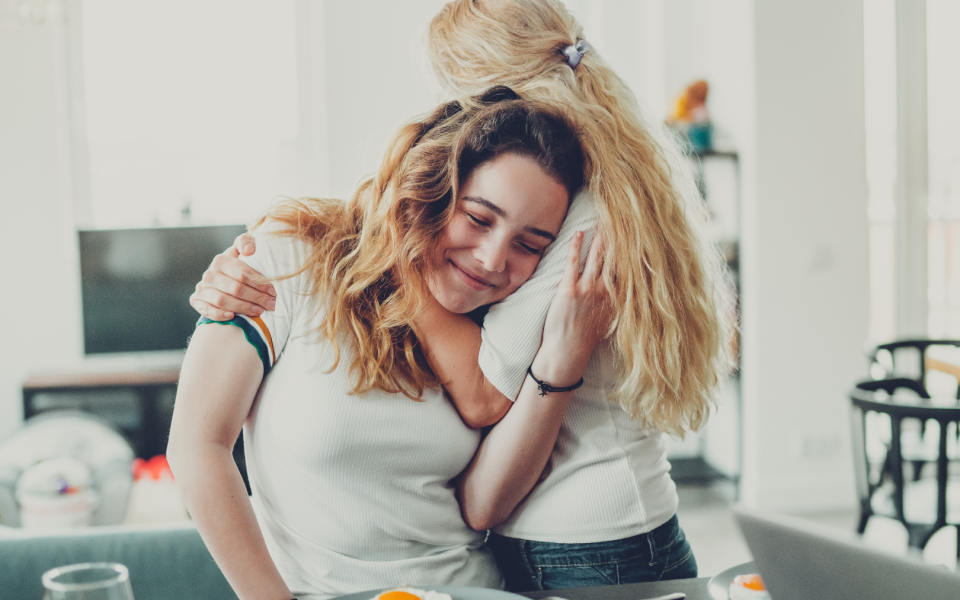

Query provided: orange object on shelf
[669,79,710,124]
[132,455,175,481]
[125,454,189,524]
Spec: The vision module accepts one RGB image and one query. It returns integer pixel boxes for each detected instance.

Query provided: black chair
[849,378,960,558]
[867,339,960,481]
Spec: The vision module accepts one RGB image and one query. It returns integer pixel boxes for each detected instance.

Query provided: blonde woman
[168,90,606,600]
[190,0,731,592]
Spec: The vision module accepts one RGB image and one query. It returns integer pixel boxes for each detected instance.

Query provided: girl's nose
[475,237,508,274]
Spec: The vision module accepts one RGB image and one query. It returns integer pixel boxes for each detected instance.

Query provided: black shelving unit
[669,149,742,495]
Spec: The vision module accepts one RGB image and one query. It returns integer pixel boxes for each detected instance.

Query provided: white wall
[0,18,85,441]
[302,0,450,200]
[739,0,868,511]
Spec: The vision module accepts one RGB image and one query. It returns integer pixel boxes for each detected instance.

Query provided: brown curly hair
[254,87,584,399]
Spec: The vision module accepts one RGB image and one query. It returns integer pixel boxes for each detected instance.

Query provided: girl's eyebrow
[461,196,557,242]
[462,195,505,217]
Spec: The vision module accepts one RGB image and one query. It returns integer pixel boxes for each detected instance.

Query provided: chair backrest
[849,379,960,530]
[867,339,960,398]
[0,522,237,600]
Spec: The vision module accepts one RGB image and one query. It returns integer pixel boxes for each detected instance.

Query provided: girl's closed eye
[466,212,490,227]
[518,242,544,255]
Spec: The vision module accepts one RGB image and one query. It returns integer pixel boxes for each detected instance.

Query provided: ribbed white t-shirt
[234,230,503,600]
[479,190,679,543]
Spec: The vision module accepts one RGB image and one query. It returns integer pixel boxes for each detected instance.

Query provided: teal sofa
[0,522,236,600]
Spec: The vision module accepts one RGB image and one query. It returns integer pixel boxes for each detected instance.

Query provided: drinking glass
[42,562,135,600]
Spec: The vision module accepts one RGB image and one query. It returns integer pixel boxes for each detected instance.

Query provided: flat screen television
[78,225,247,355]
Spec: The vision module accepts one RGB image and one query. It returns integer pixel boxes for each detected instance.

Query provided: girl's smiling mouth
[450,260,494,290]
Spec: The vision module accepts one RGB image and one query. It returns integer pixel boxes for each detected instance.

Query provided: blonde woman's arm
[167,324,293,600]
[475,191,596,401]
[190,234,509,429]
[457,230,611,531]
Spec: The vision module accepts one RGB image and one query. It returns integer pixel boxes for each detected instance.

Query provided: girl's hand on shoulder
[541,229,613,369]
[189,233,277,321]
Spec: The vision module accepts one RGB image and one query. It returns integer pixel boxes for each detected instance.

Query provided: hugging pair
[170,2,730,600]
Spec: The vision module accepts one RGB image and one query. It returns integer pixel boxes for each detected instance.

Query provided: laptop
[732,507,960,600]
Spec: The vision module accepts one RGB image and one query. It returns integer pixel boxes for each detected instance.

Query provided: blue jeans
[486,515,697,592]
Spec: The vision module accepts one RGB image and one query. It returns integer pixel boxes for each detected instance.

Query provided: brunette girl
[168,90,604,600]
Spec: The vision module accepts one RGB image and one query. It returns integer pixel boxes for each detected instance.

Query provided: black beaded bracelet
[527,365,584,396]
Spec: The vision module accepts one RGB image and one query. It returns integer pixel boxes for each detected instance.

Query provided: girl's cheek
[515,255,540,285]
[448,218,477,244]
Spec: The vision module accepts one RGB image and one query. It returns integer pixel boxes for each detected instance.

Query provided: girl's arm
[167,324,293,600]
[193,234,511,429]
[457,230,611,531]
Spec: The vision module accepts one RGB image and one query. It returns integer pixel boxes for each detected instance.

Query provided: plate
[707,560,758,600]
[332,586,528,600]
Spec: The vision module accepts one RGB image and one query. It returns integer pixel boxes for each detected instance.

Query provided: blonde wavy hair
[253,89,584,400]
[427,0,733,435]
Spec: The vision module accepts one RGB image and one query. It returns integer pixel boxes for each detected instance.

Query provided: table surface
[520,577,712,600]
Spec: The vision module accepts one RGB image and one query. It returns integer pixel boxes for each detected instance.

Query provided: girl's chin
[433,292,483,315]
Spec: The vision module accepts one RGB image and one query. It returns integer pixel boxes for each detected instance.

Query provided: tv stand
[23,369,179,459]
[22,368,248,491]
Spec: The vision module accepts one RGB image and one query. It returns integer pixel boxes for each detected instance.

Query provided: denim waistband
[488,514,682,567]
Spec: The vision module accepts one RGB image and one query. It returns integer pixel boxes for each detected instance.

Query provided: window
[926,0,960,337]
[72,0,303,229]
[864,0,960,340]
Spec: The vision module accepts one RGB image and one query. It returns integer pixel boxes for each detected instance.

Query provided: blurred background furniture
[0,411,134,527]
[849,378,960,555]
[664,145,742,493]
[0,521,237,600]
[23,369,250,493]
[866,339,960,481]
[23,370,180,460]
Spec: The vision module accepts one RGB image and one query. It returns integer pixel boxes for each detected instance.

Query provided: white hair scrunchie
[561,40,590,69]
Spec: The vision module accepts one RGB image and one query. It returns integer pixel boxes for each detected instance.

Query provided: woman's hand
[190,233,277,321]
[536,229,613,383]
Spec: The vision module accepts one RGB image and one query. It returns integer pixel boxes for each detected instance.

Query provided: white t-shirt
[231,230,502,600]
[479,190,679,543]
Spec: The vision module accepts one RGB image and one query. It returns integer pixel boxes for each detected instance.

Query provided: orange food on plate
[371,588,453,600]
[729,573,770,600]
[377,592,422,600]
